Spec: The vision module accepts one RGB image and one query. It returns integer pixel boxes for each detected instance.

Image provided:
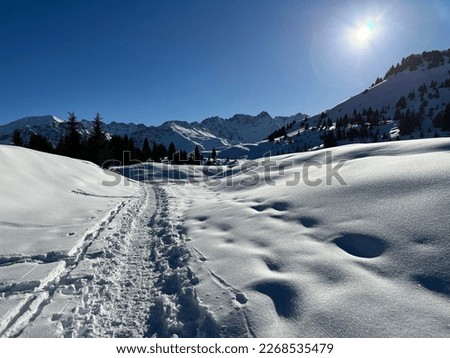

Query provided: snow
[200,112,306,143]
[0,146,136,259]
[327,61,450,120]
[165,138,450,337]
[0,115,65,145]
[1,138,450,338]
[219,59,450,159]
[0,145,139,337]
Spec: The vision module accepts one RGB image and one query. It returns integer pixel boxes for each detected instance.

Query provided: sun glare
[350,21,376,47]
[356,26,371,41]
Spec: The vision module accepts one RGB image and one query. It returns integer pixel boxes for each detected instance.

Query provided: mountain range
[0,111,306,153]
[1,49,449,159]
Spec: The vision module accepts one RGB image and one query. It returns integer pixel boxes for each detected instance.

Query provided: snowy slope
[165,138,450,337]
[220,57,450,159]
[0,146,220,338]
[200,112,306,143]
[0,146,140,337]
[327,59,450,121]
[0,146,138,259]
[2,139,450,338]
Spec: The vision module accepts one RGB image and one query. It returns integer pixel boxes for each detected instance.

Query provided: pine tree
[87,112,107,165]
[399,110,414,135]
[91,113,105,144]
[121,135,137,165]
[396,96,407,109]
[194,145,201,164]
[441,103,450,131]
[12,129,24,146]
[323,131,337,148]
[154,143,168,162]
[211,147,217,160]
[152,142,158,161]
[28,134,53,153]
[61,112,82,158]
[168,142,176,162]
[141,138,151,161]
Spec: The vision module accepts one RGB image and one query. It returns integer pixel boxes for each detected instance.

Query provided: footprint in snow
[332,233,387,258]
[251,279,301,319]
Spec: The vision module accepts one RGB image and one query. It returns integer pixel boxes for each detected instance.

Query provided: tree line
[11,112,203,167]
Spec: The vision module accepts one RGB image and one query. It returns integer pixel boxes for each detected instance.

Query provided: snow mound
[0,145,137,259]
[167,138,450,337]
[0,145,139,337]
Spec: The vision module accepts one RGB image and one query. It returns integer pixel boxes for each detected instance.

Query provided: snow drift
[0,145,137,260]
[167,138,450,337]
[0,146,139,337]
[1,139,450,338]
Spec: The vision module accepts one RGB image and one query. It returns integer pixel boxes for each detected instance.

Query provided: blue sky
[0,0,449,125]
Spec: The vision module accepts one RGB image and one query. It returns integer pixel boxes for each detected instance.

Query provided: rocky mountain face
[0,111,306,151]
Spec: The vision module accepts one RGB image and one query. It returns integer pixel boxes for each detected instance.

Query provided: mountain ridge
[0,111,307,152]
[1,48,450,158]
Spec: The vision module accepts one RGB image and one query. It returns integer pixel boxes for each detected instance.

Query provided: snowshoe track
[2,184,217,338]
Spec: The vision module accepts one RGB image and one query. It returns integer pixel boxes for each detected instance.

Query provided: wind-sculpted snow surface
[2,140,450,337]
[167,138,450,337]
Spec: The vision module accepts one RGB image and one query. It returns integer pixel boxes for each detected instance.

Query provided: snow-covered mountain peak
[0,115,66,144]
[5,115,62,128]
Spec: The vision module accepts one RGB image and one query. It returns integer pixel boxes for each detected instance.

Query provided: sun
[350,21,376,47]
[356,25,371,41]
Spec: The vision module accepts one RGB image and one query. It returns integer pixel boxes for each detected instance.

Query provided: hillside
[220,49,450,159]
[2,139,449,337]
[165,138,450,337]
[0,146,141,336]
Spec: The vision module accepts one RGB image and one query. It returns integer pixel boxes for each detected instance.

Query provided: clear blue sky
[0,0,449,125]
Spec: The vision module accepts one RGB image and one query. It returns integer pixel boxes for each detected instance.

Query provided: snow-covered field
[1,139,450,337]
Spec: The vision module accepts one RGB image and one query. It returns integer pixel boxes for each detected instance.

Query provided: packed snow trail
[1,184,217,338]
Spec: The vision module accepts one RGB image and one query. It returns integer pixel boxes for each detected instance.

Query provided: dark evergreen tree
[359,125,369,141]
[267,126,287,141]
[152,142,158,160]
[211,147,217,160]
[87,112,107,165]
[173,149,188,164]
[12,129,24,146]
[91,113,105,143]
[194,145,201,164]
[342,114,349,127]
[108,135,125,164]
[394,108,402,121]
[443,103,450,131]
[60,112,82,159]
[154,143,168,162]
[433,102,450,131]
[168,142,176,161]
[121,135,137,165]
[141,138,151,161]
[371,77,383,87]
[28,134,53,153]
[396,96,407,109]
[398,109,415,135]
